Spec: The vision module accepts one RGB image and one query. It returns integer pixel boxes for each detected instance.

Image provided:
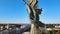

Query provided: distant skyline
[0,0,60,24]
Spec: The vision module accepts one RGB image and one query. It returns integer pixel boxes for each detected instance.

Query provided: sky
[0,0,60,24]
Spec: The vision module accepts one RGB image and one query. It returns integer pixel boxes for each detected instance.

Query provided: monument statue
[23,0,46,34]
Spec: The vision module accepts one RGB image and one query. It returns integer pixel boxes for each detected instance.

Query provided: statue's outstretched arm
[23,0,31,13]
[23,0,34,20]
[23,0,27,5]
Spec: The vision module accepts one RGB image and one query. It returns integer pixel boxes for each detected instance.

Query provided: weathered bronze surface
[23,0,46,34]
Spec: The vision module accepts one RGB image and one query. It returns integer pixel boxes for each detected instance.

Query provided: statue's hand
[23,1,26,4]
[23,0,26,4]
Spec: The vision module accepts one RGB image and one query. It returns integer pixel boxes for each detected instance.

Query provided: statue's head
[28,0,32,3]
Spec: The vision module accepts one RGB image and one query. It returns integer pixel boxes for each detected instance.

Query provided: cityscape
[0,24,60,34]
[0,0,60,34]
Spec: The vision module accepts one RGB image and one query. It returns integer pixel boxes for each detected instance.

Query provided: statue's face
[28,0,32,3]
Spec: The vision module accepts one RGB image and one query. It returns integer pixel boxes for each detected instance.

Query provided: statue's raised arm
[23,0,35,21]
[23,0,28,5]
